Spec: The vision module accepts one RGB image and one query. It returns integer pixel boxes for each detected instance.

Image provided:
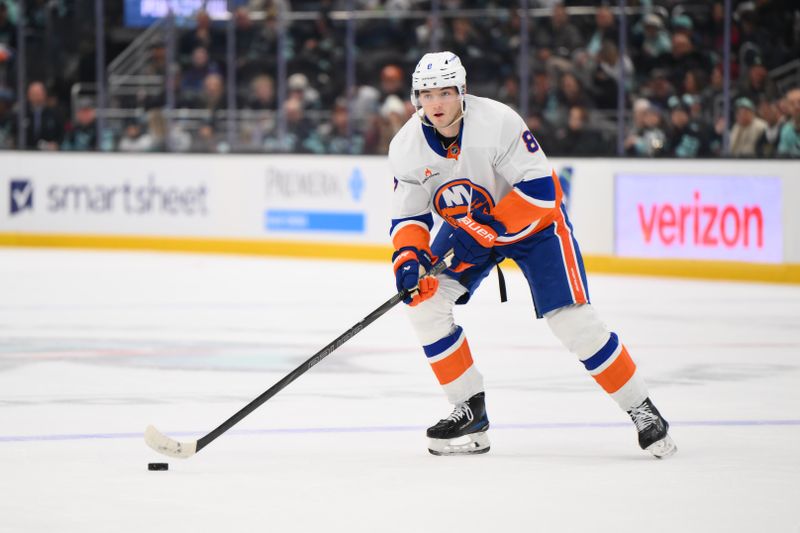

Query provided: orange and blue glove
[392,246,439,306]
[449,210,506,273]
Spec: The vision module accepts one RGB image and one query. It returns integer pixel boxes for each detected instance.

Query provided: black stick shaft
[195,257,451,453]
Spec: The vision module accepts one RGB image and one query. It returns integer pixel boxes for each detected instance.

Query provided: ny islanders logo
[433,179,494,227]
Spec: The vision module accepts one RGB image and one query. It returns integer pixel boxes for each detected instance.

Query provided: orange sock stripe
[593,346,636,393]
[391,224,430,252]
[430,339,474,385]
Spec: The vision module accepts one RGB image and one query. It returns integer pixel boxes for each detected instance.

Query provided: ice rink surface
[0,247,798,532]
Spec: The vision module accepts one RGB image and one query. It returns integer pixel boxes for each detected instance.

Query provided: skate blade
[428,431,490,456]
[646,434,677,459]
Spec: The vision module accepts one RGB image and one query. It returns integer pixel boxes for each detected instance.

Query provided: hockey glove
[393,247,439,306]
[449,210,506,273]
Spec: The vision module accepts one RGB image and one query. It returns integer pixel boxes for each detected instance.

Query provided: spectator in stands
[181,47,220,101]
[667,33,711,95]
[665,94,708,157]
[191,121,227,153]
[0,87,12,148]
[194,73,226,117]
[180,10,221,61]
[729,97,767,157]
[380,64,405,101]
[287,73,321,110]
[142,110,167,152]
[497,75,519,110]
[0,1,15,87]
[234,7,257,68]
[245,11,289,81]
[319,97,364,155]
[701,1,740,62]
[117,118,152,153]
[635,13,671,75]
[263,96,319,153]
[590,40,633,109]
[368,94,407,155]
[642,68,675,112]
[625,99,667,157]
[143,42,167,77]
[244,74,276,110]
[738,57,778,105]
[61,98,99,151]
[670,14,695,41]
[776,87,800,157]
[240,74,276,150]
[291,9,339,105]
[737,2,785,68]
[682,69,709,107]
[14,81,62,150]
[755,99,784,158]
[529,68,559,128]
[533,3,583,58]
[0,2,13,45]
[586,4,618,60]
[552,105,609,156]
[554,71,593,128]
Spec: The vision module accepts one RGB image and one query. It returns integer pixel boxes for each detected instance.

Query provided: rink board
[0,153,798,282]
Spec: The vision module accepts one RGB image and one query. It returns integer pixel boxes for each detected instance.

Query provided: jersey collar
[421,117,464,159]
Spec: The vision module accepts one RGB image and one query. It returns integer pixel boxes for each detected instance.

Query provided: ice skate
[427,392,490,456]
[627,397,677,459]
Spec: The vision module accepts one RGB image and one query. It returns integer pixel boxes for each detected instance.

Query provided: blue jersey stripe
[582,332,619,371]
[516,177,556,202]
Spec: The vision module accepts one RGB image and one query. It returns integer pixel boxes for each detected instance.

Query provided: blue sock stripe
[582,332,619,371]
[423,326,464,358]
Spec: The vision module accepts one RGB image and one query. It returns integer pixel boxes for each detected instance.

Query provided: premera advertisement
[615,173,783,263]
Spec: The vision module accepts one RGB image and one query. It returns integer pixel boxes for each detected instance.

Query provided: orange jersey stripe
[593,346,636,393]
[493,189,552,234]
[430,339,474,385]
[392,223,430,252]
[493,170,563,234]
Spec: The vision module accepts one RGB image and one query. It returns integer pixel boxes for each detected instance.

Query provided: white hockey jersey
[388,94,563,252]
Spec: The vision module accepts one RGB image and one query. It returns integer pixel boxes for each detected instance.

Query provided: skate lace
[629,404,659,432]
[445,402,473,423]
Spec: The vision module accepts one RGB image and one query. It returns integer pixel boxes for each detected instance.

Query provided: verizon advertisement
[615,173,783,263]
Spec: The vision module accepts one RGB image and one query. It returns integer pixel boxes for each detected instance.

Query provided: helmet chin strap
[418,96,467,130]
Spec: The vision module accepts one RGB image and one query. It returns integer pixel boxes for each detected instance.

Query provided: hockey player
[389,51,676,458]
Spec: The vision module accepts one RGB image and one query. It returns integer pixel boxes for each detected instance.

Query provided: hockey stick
[145,251,453,459]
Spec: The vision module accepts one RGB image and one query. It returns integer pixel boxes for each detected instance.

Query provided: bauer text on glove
[449,210,506,273]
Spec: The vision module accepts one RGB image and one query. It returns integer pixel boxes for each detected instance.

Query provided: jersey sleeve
[491,108,561,234]
[390,174,434,252]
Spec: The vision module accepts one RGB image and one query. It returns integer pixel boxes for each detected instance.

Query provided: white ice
[0,248,798,532]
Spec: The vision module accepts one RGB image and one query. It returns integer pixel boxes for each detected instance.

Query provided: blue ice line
[1,419,799,443]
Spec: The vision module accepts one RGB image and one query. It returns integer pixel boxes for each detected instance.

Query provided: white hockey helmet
[410,51,467,109]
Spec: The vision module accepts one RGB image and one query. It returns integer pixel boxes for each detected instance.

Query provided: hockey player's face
[419,87,462,129]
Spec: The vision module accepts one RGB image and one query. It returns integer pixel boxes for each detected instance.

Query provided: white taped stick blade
[144,425,197,459]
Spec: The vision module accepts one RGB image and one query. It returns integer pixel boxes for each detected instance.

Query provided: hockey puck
[148,462,169,471]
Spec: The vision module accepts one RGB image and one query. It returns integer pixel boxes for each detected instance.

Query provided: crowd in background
[0,0,799,157]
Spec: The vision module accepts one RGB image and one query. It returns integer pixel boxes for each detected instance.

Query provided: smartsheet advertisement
[615,173,783,263]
